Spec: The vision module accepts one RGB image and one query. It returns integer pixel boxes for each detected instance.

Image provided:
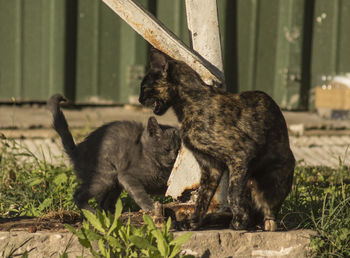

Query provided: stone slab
[176,229,316,258]
[0,229,315,258]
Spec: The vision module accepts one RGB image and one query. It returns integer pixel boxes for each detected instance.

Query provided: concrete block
[176,229,316,258]
[0,229,316,258]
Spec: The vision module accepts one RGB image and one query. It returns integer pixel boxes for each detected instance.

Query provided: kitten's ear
[147,116,162,138]
[150,48,168,74]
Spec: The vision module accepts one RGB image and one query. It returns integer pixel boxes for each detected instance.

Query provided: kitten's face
[139,49,174,116]
[142,117,181,167]
[157,126,181,166]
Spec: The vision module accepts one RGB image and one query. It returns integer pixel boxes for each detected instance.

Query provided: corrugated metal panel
[1,0,350,109]
[235,0,306,109]
[75,0,150,104]
[0,0,67,102]
[156,0,189,46]
[217,0,238,93]
[74,0,189,104]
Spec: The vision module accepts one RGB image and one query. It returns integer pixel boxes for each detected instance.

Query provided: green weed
[281,165,350,257]
[66,199,194,258]
[0,135,77,217]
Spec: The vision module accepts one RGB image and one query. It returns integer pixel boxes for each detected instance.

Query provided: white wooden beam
[186,0,224,75]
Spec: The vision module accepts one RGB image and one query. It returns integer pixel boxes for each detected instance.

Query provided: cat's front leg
[227,162,252,230]
[189,151,224,230]
[118,173,167,227]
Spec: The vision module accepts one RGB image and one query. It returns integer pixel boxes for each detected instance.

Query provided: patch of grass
[0,135,171,217]
[280,165,350,257]
[0,135,78,217]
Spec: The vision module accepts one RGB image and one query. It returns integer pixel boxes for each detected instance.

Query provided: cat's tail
[47,94,76,158]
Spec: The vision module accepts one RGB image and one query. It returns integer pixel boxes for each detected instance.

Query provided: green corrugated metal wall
[75,0,151,103]
[0,0,67,101]
[0,0,349,109]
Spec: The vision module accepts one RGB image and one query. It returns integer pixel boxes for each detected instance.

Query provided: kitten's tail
[47,94,76,158]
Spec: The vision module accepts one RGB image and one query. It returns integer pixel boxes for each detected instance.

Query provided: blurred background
[0,0,349,110]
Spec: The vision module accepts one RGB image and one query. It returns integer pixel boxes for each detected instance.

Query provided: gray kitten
[47,94,181,213]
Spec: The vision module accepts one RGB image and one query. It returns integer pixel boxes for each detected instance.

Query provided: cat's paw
[189,220,200,230]
[264,219,277,231]
[152,214,165,227]
[186,215,202,230]
[152,202,165,227]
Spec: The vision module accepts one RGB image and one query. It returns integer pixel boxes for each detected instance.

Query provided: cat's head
[139,49,176,116]
[142,116,181,168]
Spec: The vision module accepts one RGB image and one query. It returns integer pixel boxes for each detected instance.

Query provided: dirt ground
[0,203,235,233]
[0,211,145,233]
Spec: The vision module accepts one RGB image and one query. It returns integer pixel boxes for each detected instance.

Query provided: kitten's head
[142,116,181,169]
[139,49,175,116]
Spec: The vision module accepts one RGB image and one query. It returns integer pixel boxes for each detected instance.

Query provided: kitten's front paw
[141,202,165,227]
[153,202,165,227]
[152,215,165,227]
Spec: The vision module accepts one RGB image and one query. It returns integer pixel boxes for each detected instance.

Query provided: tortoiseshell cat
[47,94,181,213]
[139,49,295,231]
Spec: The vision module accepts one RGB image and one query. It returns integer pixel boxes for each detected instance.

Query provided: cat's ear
[150,48,168,74]
[147,116,162,138]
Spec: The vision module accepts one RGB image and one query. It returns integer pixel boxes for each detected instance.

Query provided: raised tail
[47,94,76,158]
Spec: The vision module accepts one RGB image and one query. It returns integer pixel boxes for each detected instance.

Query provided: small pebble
[28,226,37,233]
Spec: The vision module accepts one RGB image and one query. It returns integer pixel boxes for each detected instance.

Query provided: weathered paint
[166,146,201,198]
[185,0,224,79]
[166,145,229,212]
